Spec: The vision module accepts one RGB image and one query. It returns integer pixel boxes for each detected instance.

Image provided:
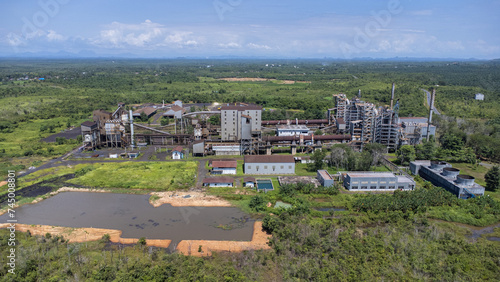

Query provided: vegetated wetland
[1,59,500,280]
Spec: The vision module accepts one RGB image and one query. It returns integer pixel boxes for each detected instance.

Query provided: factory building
[244,155,295,175]
[410,161,485,199]
[399,117,436,145]
[342,172,415,191]
[220,104,262,141]
[333,94,376,148]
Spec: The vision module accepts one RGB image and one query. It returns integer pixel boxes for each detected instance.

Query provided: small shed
[128,152,139,158]
[171,146,184,159]
[203,177,234,187]
[475,93,484,101]
[317,170,334,187]
[243,177,256,188]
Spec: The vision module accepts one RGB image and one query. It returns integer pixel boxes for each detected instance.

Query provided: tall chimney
[129,110,135,147]
[390,83,395,109]
[358,89,361,98]
[426,89,436,141]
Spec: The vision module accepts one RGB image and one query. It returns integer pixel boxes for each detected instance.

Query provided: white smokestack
[129,110,135,147]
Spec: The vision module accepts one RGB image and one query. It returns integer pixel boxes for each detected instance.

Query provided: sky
[0,0,499,59]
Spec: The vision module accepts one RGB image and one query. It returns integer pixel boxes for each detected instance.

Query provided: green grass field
[69,162,198,190]
[12,161,198,192]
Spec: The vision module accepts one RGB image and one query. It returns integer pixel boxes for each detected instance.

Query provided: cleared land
[217,77,310,84]
[150,191,233,207]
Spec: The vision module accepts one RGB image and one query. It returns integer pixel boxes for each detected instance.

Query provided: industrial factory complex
[80,84,436,156]
[76,85,480,198]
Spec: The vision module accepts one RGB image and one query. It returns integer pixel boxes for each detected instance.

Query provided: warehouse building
[410,160,485,199]
[342,172,415,191]
[244,155,295,175]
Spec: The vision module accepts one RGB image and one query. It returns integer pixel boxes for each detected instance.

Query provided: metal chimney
[390,83,395,109]
[129,110,135,148]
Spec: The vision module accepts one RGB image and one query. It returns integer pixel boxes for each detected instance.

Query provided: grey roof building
[410,160,485,199]
[343,172,415,191]
[244,155,295,175]
[317,170,334,187]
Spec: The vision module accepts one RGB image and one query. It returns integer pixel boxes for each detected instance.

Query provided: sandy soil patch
[0,223,171,248]
[217,77,310,84]
[0,181,7,187]
[150,191,233,207]
[176,221,271,257]
[218,77,270,82]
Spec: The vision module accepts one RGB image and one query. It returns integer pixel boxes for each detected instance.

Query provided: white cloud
[46,30,65,42]
[97,20,165,47]
[247,43,271,50]
[473,40,500,54]
[218,42,241,48]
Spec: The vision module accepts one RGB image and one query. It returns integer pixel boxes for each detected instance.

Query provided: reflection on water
[0,192,253,245]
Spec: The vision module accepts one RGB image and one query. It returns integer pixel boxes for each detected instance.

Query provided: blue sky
[1,0,499,59]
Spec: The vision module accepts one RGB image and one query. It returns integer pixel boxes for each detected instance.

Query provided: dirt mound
[176,221,271,257]
[150,191,232,207]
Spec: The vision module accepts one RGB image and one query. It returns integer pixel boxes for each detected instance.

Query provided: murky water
[314,207,346,212]
[1,192,253,245]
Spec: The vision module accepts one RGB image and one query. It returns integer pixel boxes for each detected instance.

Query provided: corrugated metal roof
[203,177,234,184]
[81,121,97,127]
[172,146,183,152]
[212,160,237,168]
[244,155,294,164]
[221,104,262,111]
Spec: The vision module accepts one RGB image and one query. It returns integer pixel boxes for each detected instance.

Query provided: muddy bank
[0,221,271,256]
[0,223,171,248]
[176,221,271,257]
[150,191,233,207]
[0,174,79,208]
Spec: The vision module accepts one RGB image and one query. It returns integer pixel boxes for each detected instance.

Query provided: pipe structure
[427,89,436,141]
